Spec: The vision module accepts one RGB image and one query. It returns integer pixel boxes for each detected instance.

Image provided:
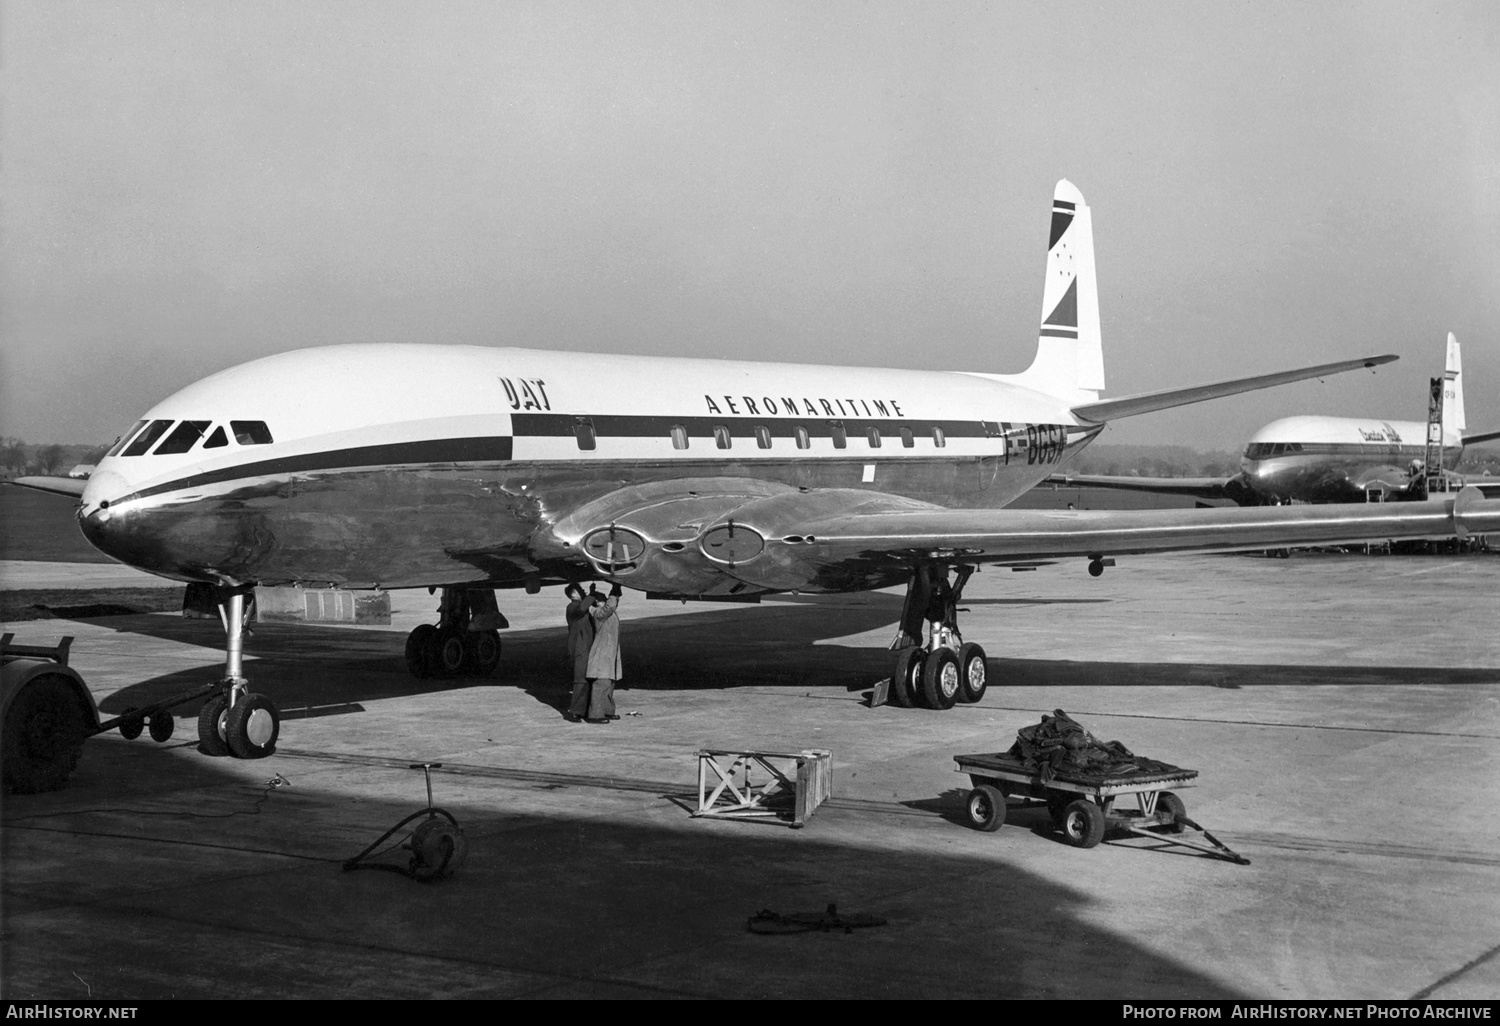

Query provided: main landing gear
[887,565,988,711]
[197,589,281,759]
[404,587,506,680]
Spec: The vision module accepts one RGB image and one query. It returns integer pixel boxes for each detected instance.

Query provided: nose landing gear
[195,588,281,759]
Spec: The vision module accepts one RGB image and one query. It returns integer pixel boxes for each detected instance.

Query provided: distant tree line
[1073,443,1500,480]
[1069,444,1241,479]
[0,439,109,479]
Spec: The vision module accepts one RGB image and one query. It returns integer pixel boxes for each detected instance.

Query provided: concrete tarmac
[2,552,1498,1000]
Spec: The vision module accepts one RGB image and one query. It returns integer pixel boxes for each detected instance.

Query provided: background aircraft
[1047,333,1500,505]
[13,180,1499,766]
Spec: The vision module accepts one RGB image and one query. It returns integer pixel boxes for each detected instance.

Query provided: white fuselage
[78,344,1101,592]
[1239,415,1461,503]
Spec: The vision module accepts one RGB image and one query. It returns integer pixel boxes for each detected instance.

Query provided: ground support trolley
[953,752,1249,864]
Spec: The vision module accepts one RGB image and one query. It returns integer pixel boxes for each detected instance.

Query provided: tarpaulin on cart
[1007,709,1181,784]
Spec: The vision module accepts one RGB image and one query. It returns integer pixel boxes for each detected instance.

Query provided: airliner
[1048,333,1500,505]
[14,180,1500,762]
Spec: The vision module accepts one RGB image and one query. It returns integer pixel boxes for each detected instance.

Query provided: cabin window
[866,426,882,448]
[122,420,173,456]
[231,421,274,445]
[670,424,689,450]
[794,426,810,449]
[203,426,228,449]
[830,422,847,449]
[755,425,772,449]
[713,425,732,449]
[153,420,212,455]
[572,418,596,451]
[900,427,914,448]
[106,421,148,458]
[932,426,946,448]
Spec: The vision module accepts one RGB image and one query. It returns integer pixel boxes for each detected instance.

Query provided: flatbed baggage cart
[954,752,1249,864]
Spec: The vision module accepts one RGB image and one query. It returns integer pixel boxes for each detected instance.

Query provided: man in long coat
[564,584,596,722]
[584,583,624,722]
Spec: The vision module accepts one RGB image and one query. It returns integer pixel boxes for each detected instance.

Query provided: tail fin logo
[1040,196,1080,340]
[1014,179,1105,400]
[1041,279,1079,339]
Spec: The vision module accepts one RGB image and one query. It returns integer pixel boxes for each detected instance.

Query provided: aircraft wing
[8,476,87,498]
[733,486,1498,589]
[1042,472,1235,500]
[1069,354,1397,423]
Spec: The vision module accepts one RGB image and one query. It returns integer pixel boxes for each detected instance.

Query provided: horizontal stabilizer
[1070,354,1398,424]
[1462,428,1500,446]
[8,476,87,498]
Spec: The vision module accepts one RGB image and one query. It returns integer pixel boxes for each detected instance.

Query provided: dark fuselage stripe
[115,418,1098,505]
[118,436,515,503]
[512,413,1015,439]
[1251,443,1452,460]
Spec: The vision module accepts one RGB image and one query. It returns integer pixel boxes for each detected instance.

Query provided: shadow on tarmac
[57,596,1500,718]
[1,729,1248,1000]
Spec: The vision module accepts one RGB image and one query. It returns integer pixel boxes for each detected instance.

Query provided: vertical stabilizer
[1016,179,1106,403]
[1443,332,1466,437]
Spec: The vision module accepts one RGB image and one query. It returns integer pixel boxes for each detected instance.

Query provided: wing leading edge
[8,476,88,498]
[740,486,1499,587]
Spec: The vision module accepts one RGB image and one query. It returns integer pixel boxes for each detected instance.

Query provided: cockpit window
[106,420,148,457]
[121,420,174,457]
[202,426,228,449]
[231,421,274,445]
[153,420,213,455]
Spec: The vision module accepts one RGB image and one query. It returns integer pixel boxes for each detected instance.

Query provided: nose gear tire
[225,693,280,759]
[197,695,231,757]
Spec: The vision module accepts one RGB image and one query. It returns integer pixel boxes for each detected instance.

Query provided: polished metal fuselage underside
[81,441,1096,596]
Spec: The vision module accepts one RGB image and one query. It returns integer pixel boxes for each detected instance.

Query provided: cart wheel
[1157,791,1186,833]
[1061,799,1105,848]
[147,712,174,743]
[888,648,922,708]
[965,784,1006,832]
[119,708,144,741]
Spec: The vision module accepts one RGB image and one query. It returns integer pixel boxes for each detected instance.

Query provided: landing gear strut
[888,564,987,710]
[196,588,280,759]
[404,587,506,680]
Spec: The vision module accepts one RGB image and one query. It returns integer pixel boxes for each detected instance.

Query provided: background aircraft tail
[1013,179,1106,404]
[1442,332,1466,437]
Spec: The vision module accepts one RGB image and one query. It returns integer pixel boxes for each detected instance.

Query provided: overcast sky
[2,1,1497,449]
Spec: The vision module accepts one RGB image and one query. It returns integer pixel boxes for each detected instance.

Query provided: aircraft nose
[77,468,138,562]
[80,468,129,518]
